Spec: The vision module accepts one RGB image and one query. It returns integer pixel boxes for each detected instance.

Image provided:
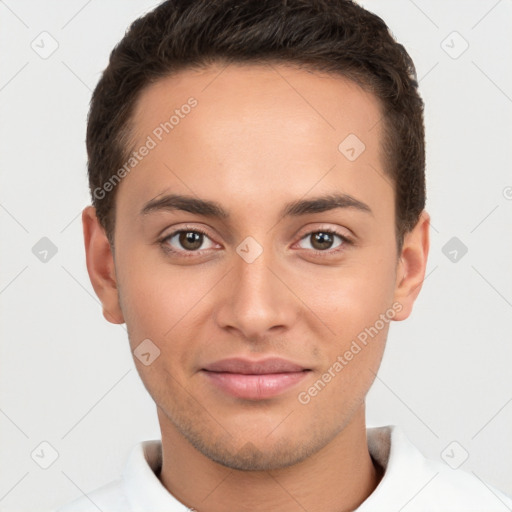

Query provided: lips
[201,357,311,400]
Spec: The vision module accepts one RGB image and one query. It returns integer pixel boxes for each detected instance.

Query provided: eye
[297,229,350,253]
[161,228,217,253]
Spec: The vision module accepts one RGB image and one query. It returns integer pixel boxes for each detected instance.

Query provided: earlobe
[82,206,125,324]
[392,210,430,321]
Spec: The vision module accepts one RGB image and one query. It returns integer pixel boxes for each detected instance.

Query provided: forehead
[118,63,391,222]
[130,62,383,147]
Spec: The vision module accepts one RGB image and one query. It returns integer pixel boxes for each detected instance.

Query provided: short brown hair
[87,0,425,252]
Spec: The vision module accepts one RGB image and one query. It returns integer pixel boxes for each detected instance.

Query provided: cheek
[298,254,397,340]
[294,267,395,414]
[117,262,212,396]
[116,248,216,347]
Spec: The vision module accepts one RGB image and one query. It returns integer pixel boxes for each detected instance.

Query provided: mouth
[201,357,312,400]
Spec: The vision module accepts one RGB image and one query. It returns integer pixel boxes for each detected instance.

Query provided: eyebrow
[140,192,373,219]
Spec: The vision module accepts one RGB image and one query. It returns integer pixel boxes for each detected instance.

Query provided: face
[87,63,428,471]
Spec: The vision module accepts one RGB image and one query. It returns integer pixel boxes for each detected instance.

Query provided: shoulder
[419,458,512,511]
[362,425,512,511]
[55,479,129,512]
[54,439,177,511]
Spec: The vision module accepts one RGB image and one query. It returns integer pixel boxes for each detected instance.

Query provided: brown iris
[310,232,335,250]
[179,231,203,250]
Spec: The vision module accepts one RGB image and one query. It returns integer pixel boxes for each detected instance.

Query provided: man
[57,0,512,510]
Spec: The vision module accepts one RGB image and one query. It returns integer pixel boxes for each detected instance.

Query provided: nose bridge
[216,238,296,339]
[236,246,275,302]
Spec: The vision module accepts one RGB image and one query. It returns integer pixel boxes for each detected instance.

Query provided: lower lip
[201,370,310,400]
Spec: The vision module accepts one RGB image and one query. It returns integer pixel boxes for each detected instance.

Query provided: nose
[214,244,298,342]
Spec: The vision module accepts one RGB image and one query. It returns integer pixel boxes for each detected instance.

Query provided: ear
[392,210,430,321]
[82,206,125,324]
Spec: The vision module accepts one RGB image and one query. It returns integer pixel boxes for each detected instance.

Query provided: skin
[83,63,430,512]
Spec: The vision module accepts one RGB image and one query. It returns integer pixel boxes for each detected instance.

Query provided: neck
[157,405,383,512]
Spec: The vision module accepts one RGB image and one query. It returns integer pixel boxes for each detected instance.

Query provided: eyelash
[158,226,353,258]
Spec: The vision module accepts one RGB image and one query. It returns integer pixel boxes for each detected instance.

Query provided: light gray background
[1,1,511,510]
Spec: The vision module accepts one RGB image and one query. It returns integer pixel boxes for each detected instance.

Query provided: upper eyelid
[298,227,350,238]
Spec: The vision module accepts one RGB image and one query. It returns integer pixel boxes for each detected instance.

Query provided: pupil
[180,231,202,250]
[312,232,333,250]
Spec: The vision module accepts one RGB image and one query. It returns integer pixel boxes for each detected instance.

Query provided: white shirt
[56,425,512,511]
